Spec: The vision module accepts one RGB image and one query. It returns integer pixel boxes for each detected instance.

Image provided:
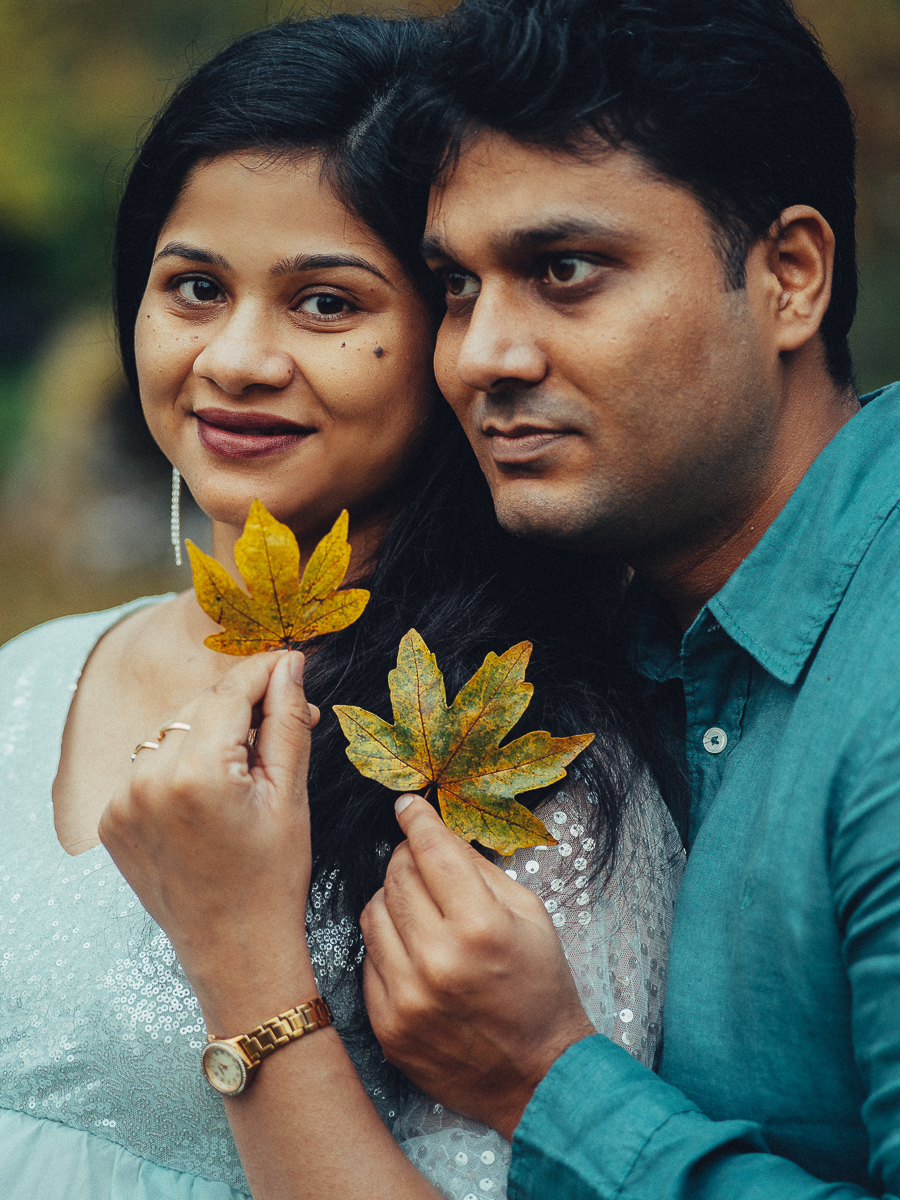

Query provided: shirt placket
[679,614,752,843]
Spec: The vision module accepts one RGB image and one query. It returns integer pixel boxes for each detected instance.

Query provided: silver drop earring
[170,466,182,567]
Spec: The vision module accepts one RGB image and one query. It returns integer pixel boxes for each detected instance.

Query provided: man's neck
[636,379,860,631]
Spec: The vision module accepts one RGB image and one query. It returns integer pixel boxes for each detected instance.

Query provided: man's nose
[192,305,294,395]
[454,286,547,394]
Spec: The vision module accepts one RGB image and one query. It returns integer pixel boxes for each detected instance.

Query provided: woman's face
[136,152,435,549]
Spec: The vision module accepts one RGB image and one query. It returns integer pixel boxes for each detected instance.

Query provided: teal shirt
[510,384,900,1200]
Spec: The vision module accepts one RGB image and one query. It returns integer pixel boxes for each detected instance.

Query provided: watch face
[202,1043,247,1095]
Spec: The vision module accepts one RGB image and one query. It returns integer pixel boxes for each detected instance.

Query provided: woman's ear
[765,205,835,354]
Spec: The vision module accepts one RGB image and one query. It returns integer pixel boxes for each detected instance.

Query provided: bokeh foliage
[801,0,900,392]
[0,0,436,362]
[0,0,898,643]
[0,0,895,375]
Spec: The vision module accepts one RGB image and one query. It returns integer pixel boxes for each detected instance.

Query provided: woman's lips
[487,428,572,464]
[194,408,313,460]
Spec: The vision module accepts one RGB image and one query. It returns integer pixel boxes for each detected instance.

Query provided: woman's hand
[99,650,320,1030]
[102,652,442,1199]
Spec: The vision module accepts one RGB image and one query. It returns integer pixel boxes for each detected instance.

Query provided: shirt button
[702,727,728,754]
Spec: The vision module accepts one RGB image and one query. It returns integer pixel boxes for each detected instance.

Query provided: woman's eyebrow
[153,242,232,270]
[271,252,392,285]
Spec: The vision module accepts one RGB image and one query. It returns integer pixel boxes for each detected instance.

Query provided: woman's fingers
[103,649,313,858]
[172,652,285,760]
[128,651,314,812]
[254,652,315,804]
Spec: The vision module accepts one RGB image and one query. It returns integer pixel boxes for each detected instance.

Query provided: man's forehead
[421,213,637,262]
[424,131,681,259]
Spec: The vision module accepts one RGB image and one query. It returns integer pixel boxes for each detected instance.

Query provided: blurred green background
[0,0,898,644]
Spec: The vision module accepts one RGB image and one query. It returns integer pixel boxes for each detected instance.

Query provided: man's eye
[545,258,596,285]
[297,293,351,317]
[176,277,222,303]
[444,270,479,298]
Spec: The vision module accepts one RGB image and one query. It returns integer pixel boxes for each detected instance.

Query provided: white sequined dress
[0,601,684,1199]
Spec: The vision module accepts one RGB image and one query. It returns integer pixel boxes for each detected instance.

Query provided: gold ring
[158,721,192,741]
[131,740,160,762]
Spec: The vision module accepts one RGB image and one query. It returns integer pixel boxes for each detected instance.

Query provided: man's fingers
[393,795,496,918]
[379,841,448,957]
[362,887,443,1053]
[361,887,412,993]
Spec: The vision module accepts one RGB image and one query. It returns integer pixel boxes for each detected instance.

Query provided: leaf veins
[187,501,370,655]
[334,629,594,855]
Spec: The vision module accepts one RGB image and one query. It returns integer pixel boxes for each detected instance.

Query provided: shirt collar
[631,384,900,686]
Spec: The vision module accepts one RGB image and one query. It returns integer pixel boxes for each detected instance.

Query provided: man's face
[426,132,783,562]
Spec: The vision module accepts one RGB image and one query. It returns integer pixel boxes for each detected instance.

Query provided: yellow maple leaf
[334,629,594,855]
[187,501,370,655]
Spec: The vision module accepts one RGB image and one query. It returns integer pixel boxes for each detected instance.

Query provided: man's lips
[484,425,573,464]
[194,408,314,460]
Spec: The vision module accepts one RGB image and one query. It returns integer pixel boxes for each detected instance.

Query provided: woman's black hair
[114,14,436,396]
[114,13,680,950]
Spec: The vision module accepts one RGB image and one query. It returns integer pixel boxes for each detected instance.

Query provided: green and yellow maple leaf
[187,501,370,656]
[334,629,594,855]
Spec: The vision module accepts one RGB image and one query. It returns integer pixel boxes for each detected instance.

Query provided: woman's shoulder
[0,596,175,680]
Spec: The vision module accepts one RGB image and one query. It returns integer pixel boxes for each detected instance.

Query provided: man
[361,0,900,1195]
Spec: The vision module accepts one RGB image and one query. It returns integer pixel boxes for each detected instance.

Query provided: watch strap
[228,996,333,1067]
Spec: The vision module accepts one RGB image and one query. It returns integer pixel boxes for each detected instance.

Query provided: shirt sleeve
[394,780,684,1200]
[509,717,900,1200]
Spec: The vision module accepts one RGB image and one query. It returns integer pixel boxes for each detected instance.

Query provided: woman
[0,13,683,1200]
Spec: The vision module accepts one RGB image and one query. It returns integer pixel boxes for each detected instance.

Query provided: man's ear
[764,205,835,354]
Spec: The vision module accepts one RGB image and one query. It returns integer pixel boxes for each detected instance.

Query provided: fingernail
[289,652,305,685]
[395,794,416,815]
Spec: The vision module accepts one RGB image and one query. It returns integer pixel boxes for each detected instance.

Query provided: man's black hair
[418,0,858,386]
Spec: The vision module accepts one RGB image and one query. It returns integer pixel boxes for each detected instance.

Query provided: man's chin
[492,495,611,554]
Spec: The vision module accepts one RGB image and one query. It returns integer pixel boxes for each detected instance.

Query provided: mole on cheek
[374,346,384,358]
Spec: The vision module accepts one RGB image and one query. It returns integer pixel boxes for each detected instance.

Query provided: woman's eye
[545,257,596,285]
[297,293,351,317]
[175,277,222,303]
[443,270,479,299]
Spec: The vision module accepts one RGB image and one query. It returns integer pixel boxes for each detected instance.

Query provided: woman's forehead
[157,151,400,279]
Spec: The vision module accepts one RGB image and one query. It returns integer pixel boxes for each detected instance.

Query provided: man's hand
[361,796,597,1141]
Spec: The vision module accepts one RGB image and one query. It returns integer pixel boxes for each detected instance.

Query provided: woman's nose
[192,307,294,394]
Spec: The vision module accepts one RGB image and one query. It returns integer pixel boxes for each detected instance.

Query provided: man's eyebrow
[422,218,633,263]
[500,218,632,253]
[271,252,392,286]
[153,242,232,271]
[421,233,450,259]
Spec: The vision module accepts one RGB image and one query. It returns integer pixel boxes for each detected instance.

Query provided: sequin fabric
[0,603,250,1192]
[0,602,683,1199]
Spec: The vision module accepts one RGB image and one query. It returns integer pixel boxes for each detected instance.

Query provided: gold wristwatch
[201,996,333,1095]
